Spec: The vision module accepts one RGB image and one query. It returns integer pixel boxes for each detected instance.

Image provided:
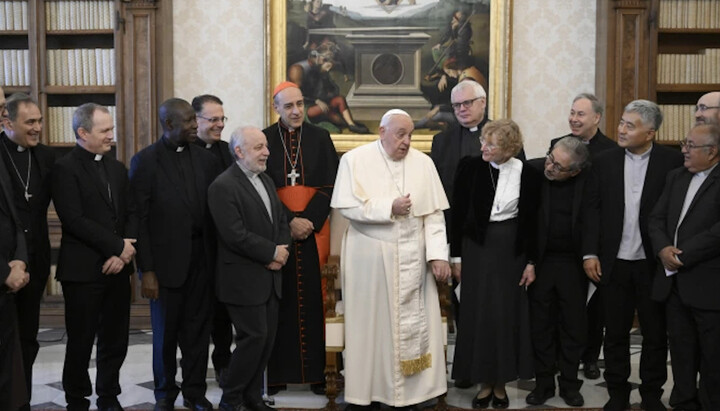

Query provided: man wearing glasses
[549,93,617,382]
[583,100,682,411]
[191,94,234,385]
[649,122,720,411]
[694,91,720,126]
[526,137,590,406]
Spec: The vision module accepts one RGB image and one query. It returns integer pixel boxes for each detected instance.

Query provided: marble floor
[28,328,672,410]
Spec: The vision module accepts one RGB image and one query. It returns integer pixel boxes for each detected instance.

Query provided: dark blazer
[649,164,720,309]
[450,156,541,260]
[51,146,137,281]
[582,144,684,283]
[129,139,220,288]
[0,134,54,278]
[207,164,290,306]
[0,150,28,290]
[195,139,234,170]
[549,130,616,159]
[527,157,589,262]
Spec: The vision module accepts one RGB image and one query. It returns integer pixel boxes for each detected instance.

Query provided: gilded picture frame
[265,0,513,153]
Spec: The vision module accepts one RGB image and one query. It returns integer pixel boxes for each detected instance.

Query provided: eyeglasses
[479,136,497,150]
[451,97,482,111]
[197,115,228,124]
[680,139,716,150]
[545,152,574,173]
[695,104,720,112]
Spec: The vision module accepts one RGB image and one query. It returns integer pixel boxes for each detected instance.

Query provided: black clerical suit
[129,137,220,402]
[208,164,290,408]
[549,129,616,368]
[194,138,234,377]
[52,146,137,410]
[0,148,29,411]
[527,158,588,394]
[0,133,54,401]
[583,144,682,408]
[649,163,720,411]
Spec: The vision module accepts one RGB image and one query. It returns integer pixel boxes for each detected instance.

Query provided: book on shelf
[657,49,720,84]
[1,49,29,86]
[46,48,115,86]
[659,0,720,29]
[45,0,115,31]
[657,104,695,143]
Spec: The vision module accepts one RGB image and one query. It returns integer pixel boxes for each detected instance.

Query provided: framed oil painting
[265,0,513,153]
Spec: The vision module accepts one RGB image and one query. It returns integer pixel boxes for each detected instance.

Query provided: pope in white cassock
[330,109,452,407]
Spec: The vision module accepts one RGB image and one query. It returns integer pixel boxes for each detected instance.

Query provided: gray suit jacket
[208,164,290,306]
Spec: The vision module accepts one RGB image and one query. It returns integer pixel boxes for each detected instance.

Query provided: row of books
[45,0,114,31]
[657,105,695,142]
[1,49,30,86]
[657,49,720,84]
[47,48,115,86]
[659,0,720,29]
[0,1,28,31]
[46,105,117,144]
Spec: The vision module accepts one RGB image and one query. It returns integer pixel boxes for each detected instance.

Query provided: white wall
[173,0,266,141]
[173,0,596,155]
[511,0,597,158]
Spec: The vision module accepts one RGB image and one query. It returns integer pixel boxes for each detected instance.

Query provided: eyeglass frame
[545,151,576,173]
[680,138,717,150]
[451,96,484,111]
[695,104,720,112]
[197,115,228,124]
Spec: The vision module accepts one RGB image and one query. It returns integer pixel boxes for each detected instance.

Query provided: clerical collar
[469,126,479,132]
[490,161,499,169]
[94,154,103,161]
[3,135,27,152]
[162,136,187,153]
[205,143,212,149]
[278,121,299,133]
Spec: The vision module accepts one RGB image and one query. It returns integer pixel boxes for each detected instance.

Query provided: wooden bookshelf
[596,0,720,145]
[1,0,174,328]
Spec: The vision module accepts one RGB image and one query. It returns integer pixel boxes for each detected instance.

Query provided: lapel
[189,144,207,212]
[541,178,551,229]
[77,148,114,210]
[640,147,662,214]
[259,172,278,230]
[154,140,192,211]
[684,165,720,222]
[608,148,626,212]
[571,173,585,233]
[233,165,273,224]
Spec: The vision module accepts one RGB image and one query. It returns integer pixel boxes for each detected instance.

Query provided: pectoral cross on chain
[287,168,300,186]
[24,191,32,201]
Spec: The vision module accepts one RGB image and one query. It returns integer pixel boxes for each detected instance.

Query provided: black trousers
[0,292,28,411]
[15,252,50,402]
[602,259,667,404]
[61,275,130,410]
[666,285,720,411]
[583,285,604,364]
[222,294,280,406]
[151,244,212,402]
[529,253,587,392]
[211,298,233,372]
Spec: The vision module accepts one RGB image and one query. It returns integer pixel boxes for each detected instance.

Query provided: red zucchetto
[273,81,300,97]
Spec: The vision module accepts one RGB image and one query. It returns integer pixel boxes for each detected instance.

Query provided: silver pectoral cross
[24,191,32,201]
[287,168,300,186]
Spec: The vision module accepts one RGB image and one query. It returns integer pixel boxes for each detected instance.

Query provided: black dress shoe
[454,379,473,389]
[310,382,326,395]
[584,361,601,379]
[603,397,630,411]
[219,401,249,411]
[640,397,667,411]
[559,390,584,407]
[183,397,214,411]
[525,387,554,405]
[154,398,175,411]
[471,391,492,409]
[491,393,509,409]
[245,399,274,411]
